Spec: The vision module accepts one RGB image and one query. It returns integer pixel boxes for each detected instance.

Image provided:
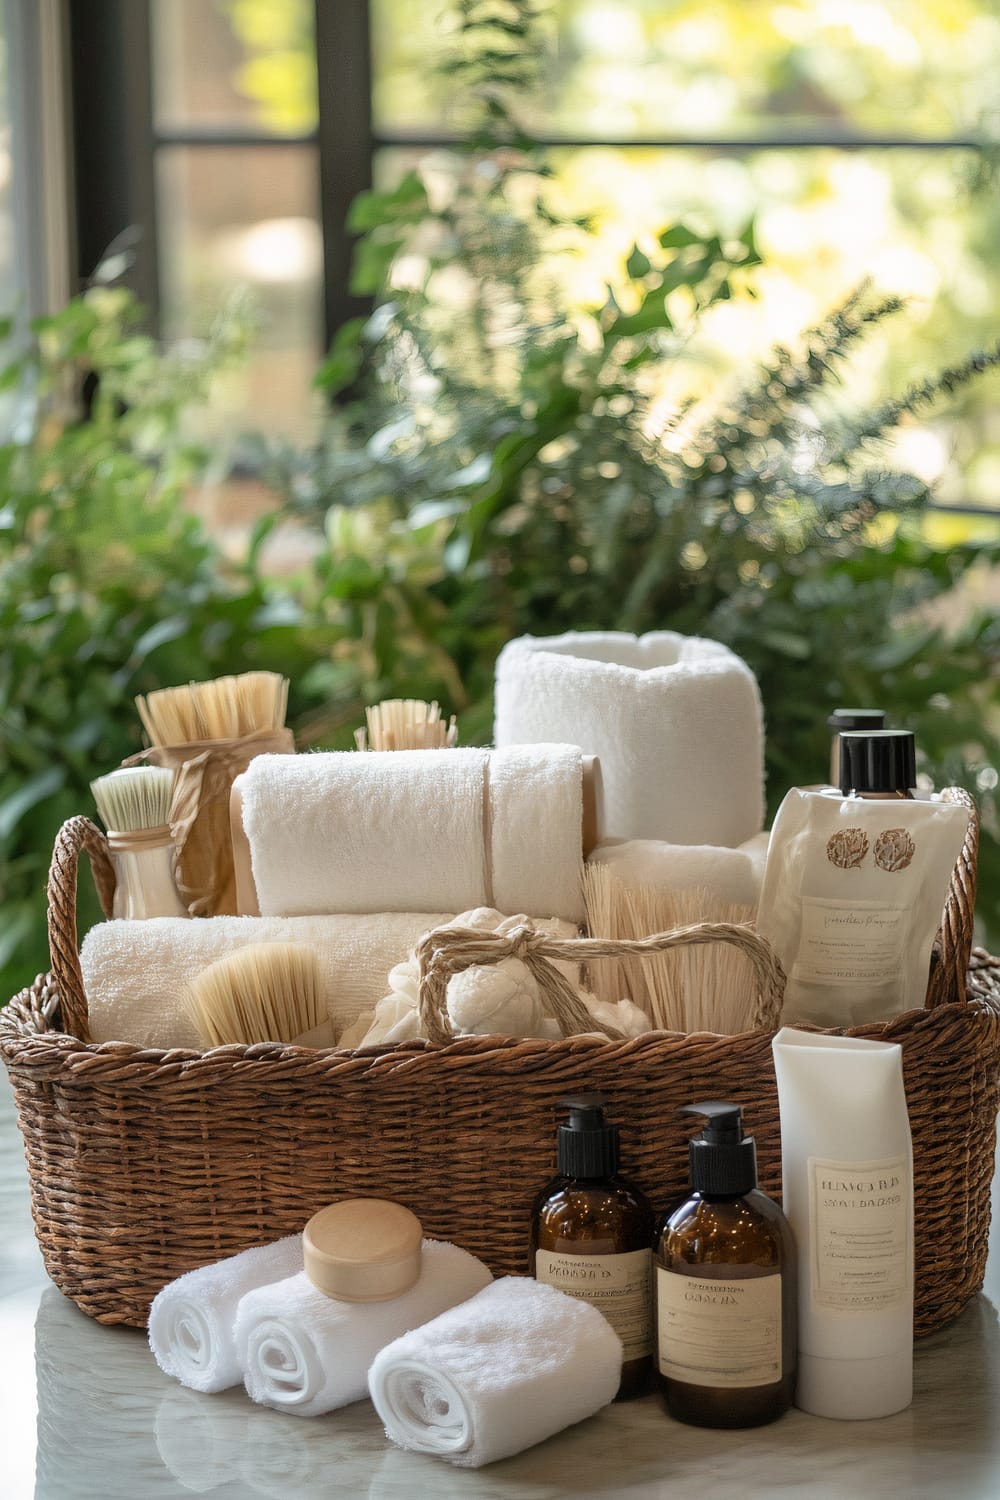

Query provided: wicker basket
[3,798,999,1334]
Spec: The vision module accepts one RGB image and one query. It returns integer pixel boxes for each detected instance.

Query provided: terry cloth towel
[588,831,770,909]
[494,630,765,848]
[368,1276,623,1469]
[239,745,585,925]
[148,1234,304,1393]
[235,1239,492,1418]
[80,911,455,1049]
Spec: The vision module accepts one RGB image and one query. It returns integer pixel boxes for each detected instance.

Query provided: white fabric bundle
[148,1234,304,1393]
[495,630,765,848]
[239,745,585,925]
[337,907,581,1048]
[369,1276,623,1468]
[588,831,770,909]
[80,911,455,1048]
[235,1239,492,1418]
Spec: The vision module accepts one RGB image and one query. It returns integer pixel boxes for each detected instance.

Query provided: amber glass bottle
[530,1092,655,1399]
[655,1102,796,1429]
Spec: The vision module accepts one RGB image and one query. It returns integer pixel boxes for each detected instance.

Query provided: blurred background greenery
[1,0,998,999]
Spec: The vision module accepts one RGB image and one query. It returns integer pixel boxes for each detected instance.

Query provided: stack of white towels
[148,1233,622,1470]
[496,629,771,911]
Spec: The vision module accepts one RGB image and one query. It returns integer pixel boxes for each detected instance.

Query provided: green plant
[257,1,1000,940]
[0,287,321,998]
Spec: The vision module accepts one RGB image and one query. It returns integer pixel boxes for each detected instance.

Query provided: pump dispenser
[827,708,886,787]
[838,729,916,799]
[530,1091,654,1398]
[654,1101,797,1428]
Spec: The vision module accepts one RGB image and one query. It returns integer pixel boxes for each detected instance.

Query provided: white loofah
[446,957,544,1036]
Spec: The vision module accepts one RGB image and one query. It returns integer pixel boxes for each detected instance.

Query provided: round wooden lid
[303,1198,423,1301]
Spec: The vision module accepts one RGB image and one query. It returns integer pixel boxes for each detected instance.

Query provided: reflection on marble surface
[4,1070,1000,1500]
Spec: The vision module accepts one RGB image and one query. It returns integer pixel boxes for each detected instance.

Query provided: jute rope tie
[416,918,787,1047]
[106,825,175,853]
[124,726,294,912]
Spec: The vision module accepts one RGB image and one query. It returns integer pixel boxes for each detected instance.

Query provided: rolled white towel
[495,630,764,848]
[235,1239,492,1418]
[148,1234,304,1393]
[588,832,770,909]
[80,911,455,1048]
[368,1276,623,1469]
[239,745,585,925]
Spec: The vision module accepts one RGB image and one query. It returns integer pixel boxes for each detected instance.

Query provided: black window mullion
[67,0,158,319]
[314,0,373,349]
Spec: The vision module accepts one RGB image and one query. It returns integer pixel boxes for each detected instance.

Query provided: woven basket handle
[925,786,978,1009]
[416,919,786,1046]
[47,816,117,1041]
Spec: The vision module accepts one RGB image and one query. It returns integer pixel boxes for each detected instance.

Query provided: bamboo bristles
[137,672,289,746]
[183,943,325,1047]
[582,864,759,1035]
[355,699,458,751]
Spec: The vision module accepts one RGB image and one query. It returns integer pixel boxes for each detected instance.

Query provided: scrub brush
[90,765,189,920]
[183,943,335,1048]
[355,698,458,751]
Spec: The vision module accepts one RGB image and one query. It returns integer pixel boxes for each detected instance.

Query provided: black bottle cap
[838,729,916,795]
[556,1092,619,1179]
[827,708,886,733]
[682,1101,757,1197]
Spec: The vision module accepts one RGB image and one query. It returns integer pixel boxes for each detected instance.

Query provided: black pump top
[556,1092,620,1179]
[827,708,886,733]
[838,728,916,795]
[682,1101,757,1197]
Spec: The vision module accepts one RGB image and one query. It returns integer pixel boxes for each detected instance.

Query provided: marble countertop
[3,1067,999,1500]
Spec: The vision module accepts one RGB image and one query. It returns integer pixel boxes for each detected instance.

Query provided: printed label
[809,1155,910,1310]
[535,1248,652,1359]
[656,1268,782,1388]
[794,898,906,986]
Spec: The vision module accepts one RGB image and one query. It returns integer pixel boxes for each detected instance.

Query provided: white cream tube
[772,1027,913,1419]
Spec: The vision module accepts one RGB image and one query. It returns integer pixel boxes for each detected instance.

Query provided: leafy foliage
[257,8,1000,940]
[0,289,321,998]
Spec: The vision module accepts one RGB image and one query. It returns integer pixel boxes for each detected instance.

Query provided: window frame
[64,0,998,516]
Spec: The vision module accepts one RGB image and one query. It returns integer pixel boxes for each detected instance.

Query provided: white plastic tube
[772,1027,913,1419]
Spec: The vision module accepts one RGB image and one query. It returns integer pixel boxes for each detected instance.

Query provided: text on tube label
[808,1154,910,1310]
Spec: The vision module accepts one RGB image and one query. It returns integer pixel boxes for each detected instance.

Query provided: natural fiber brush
[133,671,292,918]
[355,698,458,751]
[183,942,334,1048]
[90,766,188,919]
[582,863,759,1035]
[137,671,288,746]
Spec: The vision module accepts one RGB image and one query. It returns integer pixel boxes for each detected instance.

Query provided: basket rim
[4,952,998,1085]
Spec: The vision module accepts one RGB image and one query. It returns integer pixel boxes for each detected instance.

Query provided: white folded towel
[148,1234,304,1393]
[588,831,770,909]
[235,1239,492,1418]
[495,630,765,848]
[368,1276,623,1468]
[80,911,454,1048]
[239,745,585,925]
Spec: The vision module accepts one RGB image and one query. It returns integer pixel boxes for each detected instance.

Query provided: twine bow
[416,918,787,1045]
[125,726,294,914]
[416,921,626,1045]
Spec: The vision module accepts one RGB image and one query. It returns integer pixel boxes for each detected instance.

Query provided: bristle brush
[183,943,334,1048]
